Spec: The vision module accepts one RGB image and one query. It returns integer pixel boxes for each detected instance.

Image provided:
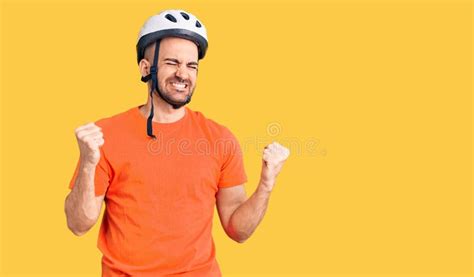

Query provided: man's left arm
[216,142,290,243]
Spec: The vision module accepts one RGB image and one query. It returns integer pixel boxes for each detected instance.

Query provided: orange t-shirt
[69,106,247,276]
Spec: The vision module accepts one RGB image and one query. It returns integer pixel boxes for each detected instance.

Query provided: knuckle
[84,134,93,141]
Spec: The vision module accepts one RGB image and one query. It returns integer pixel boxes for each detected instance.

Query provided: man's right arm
[65,163,105,236]
[64,122,105,236]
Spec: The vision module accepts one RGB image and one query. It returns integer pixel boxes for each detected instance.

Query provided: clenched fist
[260,141,290,192]
[75,123,104,166]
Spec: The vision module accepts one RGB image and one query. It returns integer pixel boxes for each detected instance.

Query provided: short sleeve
[217,128,247,188]
[68,146,111,196]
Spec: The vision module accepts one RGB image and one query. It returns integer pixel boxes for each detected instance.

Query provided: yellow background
[1,0,472,276]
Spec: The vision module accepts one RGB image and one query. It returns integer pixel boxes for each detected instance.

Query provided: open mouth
[170,82,188,92]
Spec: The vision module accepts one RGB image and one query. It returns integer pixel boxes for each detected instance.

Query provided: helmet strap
[146,41,160,139]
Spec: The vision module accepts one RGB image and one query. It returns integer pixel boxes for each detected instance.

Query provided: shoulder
[94,106,136,130]
[187,108,243,159]
[187,107,235,139]
[90,107,139,156]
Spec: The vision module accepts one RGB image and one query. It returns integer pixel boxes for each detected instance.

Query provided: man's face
[145,37,199,107]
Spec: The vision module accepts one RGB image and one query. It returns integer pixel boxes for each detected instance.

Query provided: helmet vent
[180,12,190,20]
[195,20,202,28]
[165,14,177,23]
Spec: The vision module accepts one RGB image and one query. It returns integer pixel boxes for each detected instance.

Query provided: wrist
[257,180,274,194]
[79,161,97,171]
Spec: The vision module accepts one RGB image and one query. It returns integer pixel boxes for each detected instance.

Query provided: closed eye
[163,58,198,70]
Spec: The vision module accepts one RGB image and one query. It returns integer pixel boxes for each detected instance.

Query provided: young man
[64,9,290,276]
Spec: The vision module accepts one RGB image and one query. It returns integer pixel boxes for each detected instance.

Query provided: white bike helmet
[136,9,208,139]
[136,9,208,64]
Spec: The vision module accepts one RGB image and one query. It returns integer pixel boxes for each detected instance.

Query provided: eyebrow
[164,58,198,66]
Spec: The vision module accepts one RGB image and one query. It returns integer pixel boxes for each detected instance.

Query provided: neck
[139,94,186,123]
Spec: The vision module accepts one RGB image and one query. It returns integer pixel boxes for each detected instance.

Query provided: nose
[175,64,189,80]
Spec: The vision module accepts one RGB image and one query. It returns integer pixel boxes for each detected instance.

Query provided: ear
[139,59,151,78]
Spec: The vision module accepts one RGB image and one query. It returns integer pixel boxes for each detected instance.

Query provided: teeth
[171,82,186,89]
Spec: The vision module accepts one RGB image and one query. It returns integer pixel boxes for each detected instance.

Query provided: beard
[154,79,195,109]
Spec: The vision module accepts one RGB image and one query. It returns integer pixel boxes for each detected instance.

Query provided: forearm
[65,162,101,235]
[227,180,273,243]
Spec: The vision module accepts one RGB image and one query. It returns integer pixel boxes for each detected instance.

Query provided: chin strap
[144,40,160,139]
